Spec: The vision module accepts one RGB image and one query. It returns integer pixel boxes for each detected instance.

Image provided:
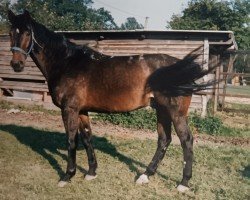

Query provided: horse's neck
[30,21,68,81]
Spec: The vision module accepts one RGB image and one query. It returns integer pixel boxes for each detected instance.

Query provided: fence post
[213,55,220,114]
[221,54,237,110]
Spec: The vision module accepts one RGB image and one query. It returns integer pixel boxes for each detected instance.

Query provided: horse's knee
[68,138,77,149]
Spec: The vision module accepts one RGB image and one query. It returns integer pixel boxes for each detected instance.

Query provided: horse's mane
[30,20,70,57]
[31,19,106,60]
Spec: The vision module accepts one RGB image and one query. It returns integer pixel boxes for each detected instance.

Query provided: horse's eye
[26,32,31,36]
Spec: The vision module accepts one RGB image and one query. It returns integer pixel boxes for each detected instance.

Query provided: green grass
[226,85,250,96]
[225,102,250,111]
[0,125,249,200]
[0,100,60,115]
[189,113,250,137]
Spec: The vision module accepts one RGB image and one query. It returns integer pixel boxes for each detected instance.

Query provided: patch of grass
[0,125,249,200]
[226,102,250,111]
[0,100,60,115]
[0,100,13,110]
[227,85,250,96]
[189,112,250,137]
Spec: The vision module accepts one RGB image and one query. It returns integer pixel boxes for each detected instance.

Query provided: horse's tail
[148,55,218,96]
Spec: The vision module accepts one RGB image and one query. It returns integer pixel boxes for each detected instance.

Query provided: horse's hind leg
[170,96,193,192]
[58,106,79,187]
[79,112,97,180]
[136,104,172,184]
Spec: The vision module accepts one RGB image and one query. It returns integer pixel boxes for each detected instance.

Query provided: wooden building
[0,30,237,113]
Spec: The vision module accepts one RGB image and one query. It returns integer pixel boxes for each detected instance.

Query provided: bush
[95,108,157,131]
[189,113,223,135]
[95,109,244,137]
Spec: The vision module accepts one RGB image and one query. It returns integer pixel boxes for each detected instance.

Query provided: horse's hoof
[177,184,189,193]
[85,174,97,181]
[136,174,149,184]
[58,181,68,188]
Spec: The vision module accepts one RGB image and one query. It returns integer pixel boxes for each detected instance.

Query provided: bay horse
[8,10,213,192]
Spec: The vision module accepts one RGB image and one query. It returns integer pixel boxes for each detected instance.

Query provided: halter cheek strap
[10,31,35,56]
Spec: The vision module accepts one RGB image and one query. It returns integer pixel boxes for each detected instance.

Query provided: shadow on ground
[241,165,250,179]
[0,124,170,182]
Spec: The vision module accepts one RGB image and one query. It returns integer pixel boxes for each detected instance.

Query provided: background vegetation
[0,0,143,32]
[167,0,250,50]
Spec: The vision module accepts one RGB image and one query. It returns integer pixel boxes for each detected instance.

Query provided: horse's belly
[85,91,151,112]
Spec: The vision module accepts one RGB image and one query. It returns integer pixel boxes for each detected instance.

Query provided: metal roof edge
[56,29,234,34]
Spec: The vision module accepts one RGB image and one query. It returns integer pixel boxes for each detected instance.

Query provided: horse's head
[8,10,33,72]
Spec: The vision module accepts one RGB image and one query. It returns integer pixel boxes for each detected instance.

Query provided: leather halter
[10,29,39,56]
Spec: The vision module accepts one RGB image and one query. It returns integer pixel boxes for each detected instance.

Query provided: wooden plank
[0,74,45,80]
[101,49,204,55]
[0,65,40,71]
[98,47,204,54]
[0,51,12,56]
[196,91,250,98]
[86,39,204,45]
[0,42,11,47]
[100,52,204,60]
[203,38,209,70]
[0,81,48,92]
[221,72,250,77]
[0,60,36,67]
[96,44,203,49]
[0,69,43,76]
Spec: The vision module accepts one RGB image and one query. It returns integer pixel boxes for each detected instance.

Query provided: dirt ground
[0,106,249,148]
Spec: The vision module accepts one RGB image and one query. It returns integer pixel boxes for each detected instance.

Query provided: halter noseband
[10,41,34,56]
[10,29,38,56]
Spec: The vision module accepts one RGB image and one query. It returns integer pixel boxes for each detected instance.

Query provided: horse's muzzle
[10,60,24,72]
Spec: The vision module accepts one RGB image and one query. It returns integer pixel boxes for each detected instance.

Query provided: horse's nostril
[10,60,24,72]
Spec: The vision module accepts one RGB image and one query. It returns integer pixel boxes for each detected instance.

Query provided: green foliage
[95,108,156,130]
[0,0,10,33]
[189,113,223,135]
[189,112,250,137]
[120,17,144,30]
[95,107,248,137]
[167,0,250,50]
[234,53,250,73]
[0,0,118,31]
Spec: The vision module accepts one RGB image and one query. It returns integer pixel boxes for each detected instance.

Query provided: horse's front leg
[58,106,79,187]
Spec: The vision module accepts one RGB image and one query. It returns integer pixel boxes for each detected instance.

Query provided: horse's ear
[23,10,31,22]
[7,10,15,24]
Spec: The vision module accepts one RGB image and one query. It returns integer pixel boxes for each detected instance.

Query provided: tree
[121,17,143,30]
[0,0,10,33]
[167,0,250,50]
[0,0,118,31]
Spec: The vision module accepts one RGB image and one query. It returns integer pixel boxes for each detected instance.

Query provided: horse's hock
[0,30,237,113]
